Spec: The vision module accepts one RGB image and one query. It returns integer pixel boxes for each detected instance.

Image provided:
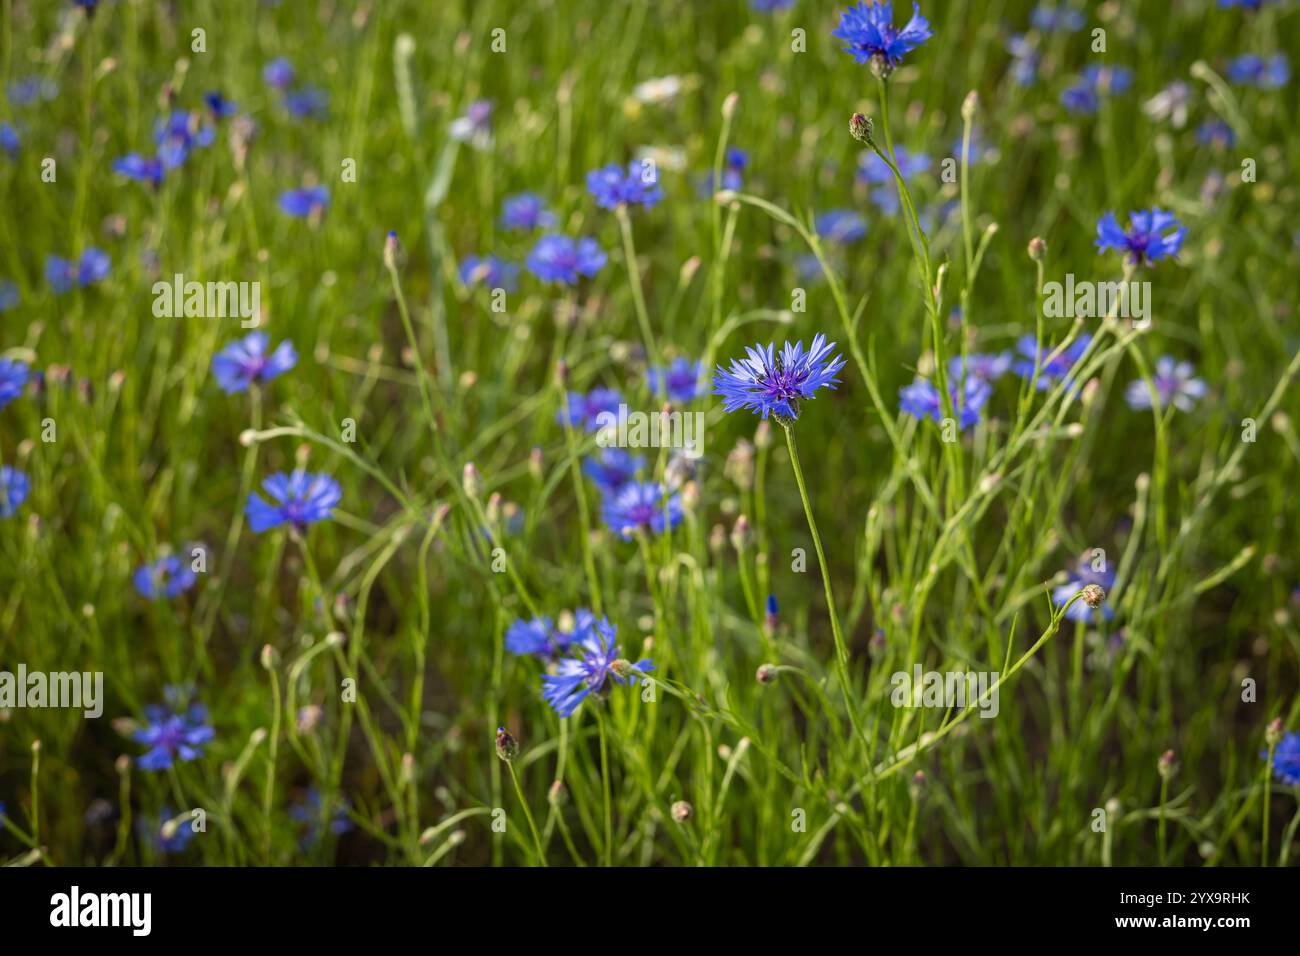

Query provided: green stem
[506,761,548,867]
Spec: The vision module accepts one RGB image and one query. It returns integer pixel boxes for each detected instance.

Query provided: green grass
[1,0,1299,867]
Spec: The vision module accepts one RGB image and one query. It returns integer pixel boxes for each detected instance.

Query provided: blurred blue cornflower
[751,0,795,10]
[7,76,58,106]
[1007,34,1039,86]
[899,374,992,431]
[713,334,846,422]
[559,386,623,431]
[1012,333,1092,391]
[601,480,683,539]
[506,609,595,660]
[1226,54,1289,87]
[203,91,239,119]
[814,209,867,244]
[459,255,519,291]
[859,146,930,213]
[0,280,19,312]
[284,85,329,120]
[134,698,215,771]
[264,58,295,90]
[832,2,934,72]
[586,161,664,209]
[247,470,341,533]
[1030,3,1085,31]
[0,357,29,409]
[1219,0,1273,7]
[147,808,197,854]
[133,555,198,600]
[1124,356,1206,412]
[154,109,214,168]
[541,616,654,718]
[212,331,297,393]
[0,122,19,157]
[289,788,353,847]
[1053,555,1116,623]
[1062,65,1133,114]
[648,357,705,403]
[701,147,748,194]
[1196,119,1236,148]
[0,466,29,518]
[500,193,556,231]
[279,185,330,218]
[582,447,645,494]
[1095,208,1186,264]
[1265,732,1300,785]
[527,234,607,284]
[112,153,165,186]
[449,99,493,149]
[47,249,111,293]
[949,351,1012,383]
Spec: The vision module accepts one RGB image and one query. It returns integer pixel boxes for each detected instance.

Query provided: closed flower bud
[756,663,778,685]
[382,230,403,271]
[548,780,568,806]
[1266,717,1284,748]
[961,90,979,121]
[709,523,727,554]
[1028,236,1047,261]
[610,658,633,679]
[909,770,927,799]
[1157,749,1178,780]
[462,462,482,498]
[1082,583,1105,608]
[670,800,693,823]
[849,112,873,143]
[730,514,752,551]
[494,725,519,761]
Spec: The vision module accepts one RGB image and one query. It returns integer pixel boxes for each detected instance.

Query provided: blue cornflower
[582,447,645,494]
[500,193,556,231]
[112,153,165,185]
[279,185,330,218]
[289,788,353,847]
[1196,119,1236,148]
[1227,54,1288,87]
[203,91,239,119]
[1030,3,1085,32]
[814,209,867,244]
[459,255,519,292]
[586,161,664,209]
[154,109,214,168]
[648,357,705,403]
[541,616,654,718]
[1053,556,1116,623]
[713,334,846,422]
[858,144,930,184]
[73,0,99,13]
[899,374,992,431]
[752,0,795,10]
[1124,356,1206,412]
[702,147,748,194]
[47,249,111,294]
[212,331,297,393]
[1062,65,1133,113]
[284,85,329,120]
[601,480,683,539]
[948,351,1012,383]
[0,280,18,312]
[1012,333,1092,391]
[133,555,198,600]
[527,234,607,284]
[246,470,341,533]
[1219,0,1272,7]
[133,700,215,771]
[506,610,595,659]
[832,2,934,73]
[1096,208,1186,265]
[264,57,295,89]
[148,807,197,854]
[7,76,58,106]
[449,99,493,149]
[559,386,623,431]
[1265,732,1300,786]
[0,466,29,518]
[1007,34,1040,86]
[0,122,18,156]
[0,357,29,409]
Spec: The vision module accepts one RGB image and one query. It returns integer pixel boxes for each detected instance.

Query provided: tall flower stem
[615,205,662,373]
[782,424,867,752]
[506,760,548,867]
[595,706,613,866]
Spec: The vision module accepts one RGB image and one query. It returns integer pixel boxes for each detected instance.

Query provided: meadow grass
[1,0,1298,867]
